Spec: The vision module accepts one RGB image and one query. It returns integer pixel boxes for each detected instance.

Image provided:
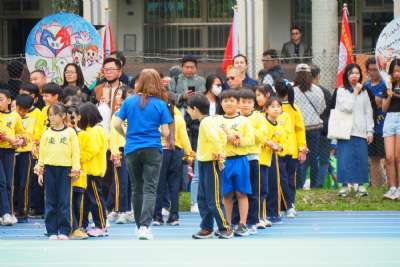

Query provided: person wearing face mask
[335,64,374,197]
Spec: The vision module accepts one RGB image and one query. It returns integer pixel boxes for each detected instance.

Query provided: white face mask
[211,85,222,96]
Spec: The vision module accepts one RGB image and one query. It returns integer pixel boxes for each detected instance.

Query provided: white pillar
[395,0,400,19]
[253,0,267,78]
[312,0,338,90]
[246,0,254,76]
[237,0,247,56]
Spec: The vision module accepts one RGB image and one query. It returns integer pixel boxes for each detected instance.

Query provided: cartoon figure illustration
[85,45,99,67]
[72,47,85,67]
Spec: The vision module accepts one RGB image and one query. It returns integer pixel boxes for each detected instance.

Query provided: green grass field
[179,187,400,212]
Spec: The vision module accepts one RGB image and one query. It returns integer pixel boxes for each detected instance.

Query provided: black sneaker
[192,229,213,239]
[166,217,180,226]
[217,229,234,239]
[234,224,250,237]
[152,219,164,226]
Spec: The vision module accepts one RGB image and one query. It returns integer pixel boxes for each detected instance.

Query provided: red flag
[103,10,114,58]
[336,3,353,88]
[221,8,239,74]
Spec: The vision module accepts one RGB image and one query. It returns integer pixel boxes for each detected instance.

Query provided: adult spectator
[62,63,90,100]
[293,63,326,189]
[94,57,126,134]
[29,69,47,109]
[232,54,257,87]
[6,60,23,99]
[226,67,243,90]
[261,49,287,87]
[311,65,332,187]
[364,57,386,188]
[336,64,374,197]
[168,55,206,107]
[113,69,172,240]
[281,25,312,63]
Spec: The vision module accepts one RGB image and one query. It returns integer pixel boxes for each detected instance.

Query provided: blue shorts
[222,156,251,196]
[383,112,400,137]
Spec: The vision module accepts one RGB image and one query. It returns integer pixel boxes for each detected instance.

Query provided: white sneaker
[107,211,118,223]
[287,208,297,218]
[303,179,311,190]
[190,203,199,213]
[357,185,368,196]
[115,213,129,224]
[256,221,266,229]
[395,188,400,200]
[126,211,135,223]
[161,208,170,217]
[137,226,153,240]
[337,187,349,197]
[263,219,272,227]
[248,225,257,235]
[11,214,18,225]
[384,187,398,200]
[2,213,14,226]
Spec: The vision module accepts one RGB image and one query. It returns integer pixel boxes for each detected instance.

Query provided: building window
[144,0,235,58]
[1,0,40,13]
[291,0,312,50]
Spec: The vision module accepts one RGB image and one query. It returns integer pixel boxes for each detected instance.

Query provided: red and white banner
[336,3,353,88]
[103,9,113,58]
[221,7,239,74]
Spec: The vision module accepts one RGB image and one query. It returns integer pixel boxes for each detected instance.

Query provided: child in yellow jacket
[36,103,80,240]
[0,89,26,226]
[275,80,308,218]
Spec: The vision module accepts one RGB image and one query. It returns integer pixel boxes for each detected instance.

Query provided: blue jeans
[297,129,323,188]
[190,160,199,205]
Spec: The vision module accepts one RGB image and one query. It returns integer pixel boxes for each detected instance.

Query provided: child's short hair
[220,89,240,101]
[265,96,282,109]
[187,94,210,115]
[47,103,66,117]
[19,83,39,97]
[62,86,79,100]
[254,84,274,97]
[239,88,256,101]
[0,89,11,99]
[64,95,83,107]
[78,102,103,130]
[16,94,34,110]
[43,82,62,99]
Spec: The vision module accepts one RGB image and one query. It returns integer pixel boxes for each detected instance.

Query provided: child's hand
[298,151,307,163]
[233,135,241,147]
[34,164,43,176]
[113,156,122,167]
[0,131,5,141]
[38,175,44,186]
[218,160,225,172]
[70,169,81,179]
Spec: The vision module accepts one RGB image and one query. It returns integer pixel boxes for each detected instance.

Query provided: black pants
[14,152,32,217]
[126,148,162,228]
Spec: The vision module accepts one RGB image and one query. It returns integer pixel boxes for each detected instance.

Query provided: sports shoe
[161,208,170,217]
[256,221,266,229]
[264,219,272,227]
[2,213,14,226]
[395,188,400,200]
[269,216,282,224]
[190,203,199,213]
[384,187,398,200]
[287,208,297,218]
[337,187,349,197]
[126,211,135,223]
[357,185,368,196]
[107,211,118,223]
[248,225,257,235]
[70,229,89,240]
[217,229,234,239]
[234,224,249,237]
[58,234,69,240]
[137,226,153,240]
[87,228,107,237]
[167,220,180,226]
[192,229,213,239]
[48,235,58,240]
[11,214,18,225]
[115,213,129,224]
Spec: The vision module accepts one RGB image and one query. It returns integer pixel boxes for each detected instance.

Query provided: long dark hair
[63,63,85,88]
[294,71,313,92]
[254,84,275,111]
[205,74,223,94]
[342,63,363,90]
[275,79,296,110]
[389,58,400,88]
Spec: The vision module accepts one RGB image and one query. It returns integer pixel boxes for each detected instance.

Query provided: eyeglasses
[227,76,236,80]
[103,68,120,73]
[65,71,77,74]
